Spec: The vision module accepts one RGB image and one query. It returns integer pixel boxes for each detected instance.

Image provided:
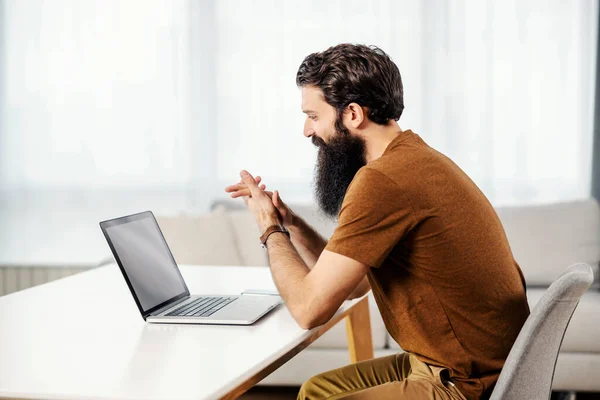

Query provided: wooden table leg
[345,296,374,363]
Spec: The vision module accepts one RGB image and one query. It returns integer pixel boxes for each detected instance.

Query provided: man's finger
[227,176,261,192]
[225,184,244,193]
[227,184,266,196]
[271,191,277,207]
[273,191,286,214]
[230,189,251,198]
[240,170,260,195]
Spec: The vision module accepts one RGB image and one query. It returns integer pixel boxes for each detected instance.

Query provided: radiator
[0,266,90,296]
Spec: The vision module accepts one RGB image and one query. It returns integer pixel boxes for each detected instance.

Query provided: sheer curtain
[0,0,194,189]
[0,0,597,210]
[215,0,598,206]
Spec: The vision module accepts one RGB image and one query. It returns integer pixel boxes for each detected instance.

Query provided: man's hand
[225,174,296,228]
[226,170,280,232]
[267,189,296,228]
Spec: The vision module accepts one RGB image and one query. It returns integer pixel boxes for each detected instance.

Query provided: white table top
[0,264,360,400]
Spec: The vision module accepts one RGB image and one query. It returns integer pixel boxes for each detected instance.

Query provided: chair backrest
[490,263,594,400]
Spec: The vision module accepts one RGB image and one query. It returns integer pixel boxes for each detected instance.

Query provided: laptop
[99,210,281,325]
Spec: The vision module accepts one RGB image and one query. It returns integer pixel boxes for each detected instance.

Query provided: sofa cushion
[155,209,243,266]
[526,288,600,352]
[495,199,600,286]
[226,209,269,266]
[309,292,388,349]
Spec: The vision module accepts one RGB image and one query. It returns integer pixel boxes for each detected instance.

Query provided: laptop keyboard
[166,296,237,318]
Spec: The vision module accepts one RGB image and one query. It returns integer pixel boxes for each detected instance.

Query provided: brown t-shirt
[325,130,530,400]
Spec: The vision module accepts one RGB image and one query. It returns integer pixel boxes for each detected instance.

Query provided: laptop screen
[102,212,188,314]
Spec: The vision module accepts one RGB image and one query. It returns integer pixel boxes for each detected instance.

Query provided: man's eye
[309,115,317,121]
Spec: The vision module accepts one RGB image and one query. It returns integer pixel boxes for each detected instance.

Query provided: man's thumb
[274,190,286,210]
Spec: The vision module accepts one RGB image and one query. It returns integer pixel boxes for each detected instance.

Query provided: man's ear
[344,102,366,129]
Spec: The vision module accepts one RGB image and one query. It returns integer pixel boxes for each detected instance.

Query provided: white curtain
[0,0,597,209]
[0,0,194,189]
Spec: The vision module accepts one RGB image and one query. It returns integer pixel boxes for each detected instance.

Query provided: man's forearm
[287,215,371,301]
[288,215,328,269]
[264,232,317,328]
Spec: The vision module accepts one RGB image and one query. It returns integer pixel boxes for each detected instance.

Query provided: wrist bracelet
[260,225,290,249]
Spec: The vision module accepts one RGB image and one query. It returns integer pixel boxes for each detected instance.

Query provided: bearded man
[225,43,529,400]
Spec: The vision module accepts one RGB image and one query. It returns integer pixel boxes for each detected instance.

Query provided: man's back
[326,130,530,399]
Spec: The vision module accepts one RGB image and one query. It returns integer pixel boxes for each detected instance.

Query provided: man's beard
[313,125,367,219]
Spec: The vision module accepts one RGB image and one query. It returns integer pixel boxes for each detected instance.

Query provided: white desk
[0,265,373,400]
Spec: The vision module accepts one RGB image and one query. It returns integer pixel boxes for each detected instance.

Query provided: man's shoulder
[351,165,401,192]
[343,165,405,209]
[354,157,409,191]
[367,140,452,188]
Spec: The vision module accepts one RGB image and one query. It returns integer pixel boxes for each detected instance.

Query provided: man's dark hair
[296,43,404,127]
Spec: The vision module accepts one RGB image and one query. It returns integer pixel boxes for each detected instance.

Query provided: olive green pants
[297,352,468,400]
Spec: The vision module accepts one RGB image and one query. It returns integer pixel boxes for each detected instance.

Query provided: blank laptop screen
[105,214,186,312]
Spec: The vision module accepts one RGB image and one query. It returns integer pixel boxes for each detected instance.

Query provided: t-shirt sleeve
[325,167,418,268]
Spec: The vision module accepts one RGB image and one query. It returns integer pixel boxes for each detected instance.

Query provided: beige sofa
[155,198,600,392]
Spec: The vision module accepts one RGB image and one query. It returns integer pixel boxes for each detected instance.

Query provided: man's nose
[303,119,315,138]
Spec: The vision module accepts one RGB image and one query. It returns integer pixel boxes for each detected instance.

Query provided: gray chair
[490,263,594,400]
